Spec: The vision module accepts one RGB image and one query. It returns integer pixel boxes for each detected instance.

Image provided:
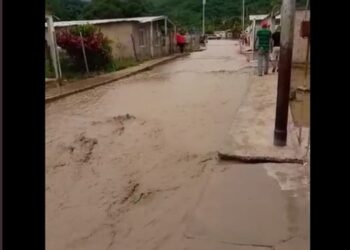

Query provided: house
[45,16,177,60]
[249,14,269,26]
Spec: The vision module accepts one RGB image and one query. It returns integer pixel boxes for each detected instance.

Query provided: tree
[81,0,153,20]
[82,0,124,19]
[46,0,308,30]
[270,0,282,15]
[121,0,153,17]
[46,0,87,20]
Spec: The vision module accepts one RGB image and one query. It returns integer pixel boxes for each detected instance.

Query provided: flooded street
[46,40,252,250]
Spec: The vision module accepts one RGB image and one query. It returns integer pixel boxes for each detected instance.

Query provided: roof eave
[45,16,169,28]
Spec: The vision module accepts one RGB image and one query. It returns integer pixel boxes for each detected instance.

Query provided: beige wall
[98,22,134,59]
[293,10,310,64]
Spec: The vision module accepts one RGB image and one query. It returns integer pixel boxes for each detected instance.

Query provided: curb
[46,53,190,103]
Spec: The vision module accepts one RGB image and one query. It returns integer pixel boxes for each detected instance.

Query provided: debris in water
[121,183,140,204]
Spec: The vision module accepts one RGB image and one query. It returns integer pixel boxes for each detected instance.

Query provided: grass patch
[114,58,140,70]
[45,56,55,78]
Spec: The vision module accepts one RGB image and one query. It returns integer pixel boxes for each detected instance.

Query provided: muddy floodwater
[46,40,253,250]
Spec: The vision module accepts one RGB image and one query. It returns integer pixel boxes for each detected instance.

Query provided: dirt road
[46,40,252,250]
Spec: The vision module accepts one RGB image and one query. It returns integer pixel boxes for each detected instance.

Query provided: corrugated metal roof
[45,16,167,28]
[249,14,268,21]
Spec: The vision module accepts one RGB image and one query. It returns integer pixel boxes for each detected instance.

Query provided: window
[139,29,145,47]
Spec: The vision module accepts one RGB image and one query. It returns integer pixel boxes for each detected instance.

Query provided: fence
[45,19,125,86]
[185,33,201,52]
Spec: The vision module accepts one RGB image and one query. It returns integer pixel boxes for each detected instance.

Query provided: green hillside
[46,0,307,31]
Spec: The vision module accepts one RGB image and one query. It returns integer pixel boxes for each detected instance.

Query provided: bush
[56,24,113,72]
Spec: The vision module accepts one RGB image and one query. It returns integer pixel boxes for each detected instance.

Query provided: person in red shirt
[176,31,186,53]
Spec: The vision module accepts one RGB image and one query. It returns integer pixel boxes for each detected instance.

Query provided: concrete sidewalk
[218,73,308,163]
[46,53,189,103]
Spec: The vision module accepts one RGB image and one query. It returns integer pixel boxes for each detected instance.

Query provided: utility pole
[242,0,245,31]
[150,21,154,58]
[202,0,206,35]
[273,0,296,146]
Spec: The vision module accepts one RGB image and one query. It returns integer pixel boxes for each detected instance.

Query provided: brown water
[46,40,253,250]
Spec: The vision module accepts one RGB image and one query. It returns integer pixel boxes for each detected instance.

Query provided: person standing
[176,31,186,53]
[255,21,272,76]
[271,25,281,73]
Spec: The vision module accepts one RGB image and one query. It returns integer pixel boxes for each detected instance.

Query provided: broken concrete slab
[185,163,309,247]
[219,74,306,163]
[181,237,273,250]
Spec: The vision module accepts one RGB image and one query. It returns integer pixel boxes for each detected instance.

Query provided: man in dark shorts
[271,25,281,73]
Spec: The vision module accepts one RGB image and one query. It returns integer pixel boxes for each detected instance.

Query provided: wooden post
[303,7,310,86]
[202,0,206,35]
[150,21,154,58]
[164,18,168,55]
[242,0,245,31]
[252,19,256,51]
[174,25,177,53]
[304,36,310,85]
[54,34,62,82]
[46,15,62,88]
[46,16,58,80]
[79,31,90,74]
[131,34,139,61]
